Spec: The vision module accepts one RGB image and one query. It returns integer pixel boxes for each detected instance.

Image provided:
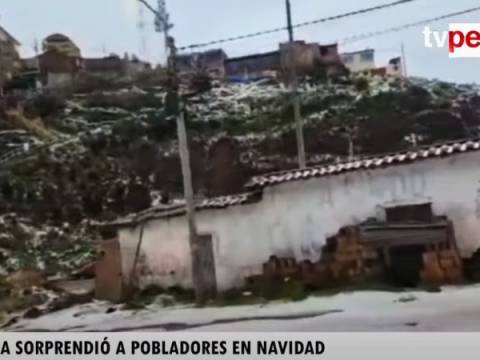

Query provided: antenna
[137,1,148,58]
[33,39,39,56]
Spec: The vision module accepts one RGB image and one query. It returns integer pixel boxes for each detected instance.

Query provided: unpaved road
[7,285,480,332]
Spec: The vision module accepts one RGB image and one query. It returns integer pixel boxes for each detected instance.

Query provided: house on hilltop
[82,54,151,78]
[42,33,81,58]
[176,41,345,83]
[341,49,375,73]
[224,50,280,82]
[0,25,21,93]
[38,50,82,88]
[177,49,228,78]
[82,55,127,78]
[225,41,345,82]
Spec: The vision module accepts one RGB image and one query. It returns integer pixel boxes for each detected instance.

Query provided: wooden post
[129,224,145,296]
[401,42,408,78]
[138,0,206,304]
[166,36,205,304]
[286,0,306,169]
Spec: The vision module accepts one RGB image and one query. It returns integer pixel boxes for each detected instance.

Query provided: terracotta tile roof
[246,139,480,189]
[103,192,262,227]
[102,138,480,229]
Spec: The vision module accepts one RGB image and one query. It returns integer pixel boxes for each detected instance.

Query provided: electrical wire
[341,5,480,44]
[177,0,418,50]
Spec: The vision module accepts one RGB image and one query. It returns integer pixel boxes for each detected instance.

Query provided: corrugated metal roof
[103,192,262,228]
[246,139,480,189]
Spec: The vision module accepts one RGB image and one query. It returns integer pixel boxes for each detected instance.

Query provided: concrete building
[82,55,127,78]
[42,33,81,58]
[225,41,345,82]
[386,57,403,77]
[177,49,228,78]
[359,56,404,78]
[341,49,375,73]
[225,51,280,81]
[280,41,344,78]
[0,25,21,93]
[38,50,81,88]
[100,139,480,298]
[126,56,152,76]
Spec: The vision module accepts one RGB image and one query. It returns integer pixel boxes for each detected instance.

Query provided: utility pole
[138,0,203,303]
[286,0,306,169]
[400,42,408,78]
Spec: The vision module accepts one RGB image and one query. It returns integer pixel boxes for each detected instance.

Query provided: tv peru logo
[423,24,480,57]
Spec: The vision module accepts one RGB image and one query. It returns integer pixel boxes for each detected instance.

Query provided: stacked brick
[262,257,298,279]
[319,226,382,285]
[421,248,463,285]
[246,226,383,290]
[245,225,464,291]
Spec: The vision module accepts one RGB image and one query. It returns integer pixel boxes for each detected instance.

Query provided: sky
[2,0,480,83]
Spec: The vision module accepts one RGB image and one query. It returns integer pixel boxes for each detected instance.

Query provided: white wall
[386,60,403,77]
[47,73,73,88]
[119,151,480,291]
[342,51,375,73]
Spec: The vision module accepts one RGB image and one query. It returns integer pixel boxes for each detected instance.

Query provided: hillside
[1,73,480,275]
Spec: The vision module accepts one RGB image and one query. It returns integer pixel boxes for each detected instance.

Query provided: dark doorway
[388,245,425,287]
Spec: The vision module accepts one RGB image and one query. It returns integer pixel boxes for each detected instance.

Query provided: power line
[341,5,480,44]
[178,0,418,50]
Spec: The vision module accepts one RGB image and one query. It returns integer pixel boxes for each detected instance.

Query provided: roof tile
[246,138,480,189]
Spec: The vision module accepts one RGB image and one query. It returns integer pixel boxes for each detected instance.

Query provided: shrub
[24,94,66,119]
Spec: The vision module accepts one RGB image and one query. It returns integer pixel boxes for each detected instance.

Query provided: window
[385,203,433,223]
[342,54,354,63]
[360,51,374,62]
[320,47,329,56]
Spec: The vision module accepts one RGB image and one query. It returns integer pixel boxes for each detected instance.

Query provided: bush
[24,94,66,119]
[74,75,119,93]
[353,77,370,93]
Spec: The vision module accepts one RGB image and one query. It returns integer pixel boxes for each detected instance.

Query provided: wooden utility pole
[139,0,204,303]
[286,0,306,169]
[401,42,408,78]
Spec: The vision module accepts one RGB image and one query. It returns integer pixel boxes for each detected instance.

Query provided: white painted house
[106,139,480,294]
[341,49,375,73]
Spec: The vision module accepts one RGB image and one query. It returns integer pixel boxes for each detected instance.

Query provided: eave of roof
[246,138,480,190]
[0,25,20,46]
[225,51,279,63]
[101,191,262,228]
[319,43,338,49]
[101,138,480,230]
[341,48,374,56]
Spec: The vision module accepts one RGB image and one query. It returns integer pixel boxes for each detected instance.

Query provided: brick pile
[246,226,383,290]
[245,226,464,291]
[319,226,382,285]
[421,248,463,285]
